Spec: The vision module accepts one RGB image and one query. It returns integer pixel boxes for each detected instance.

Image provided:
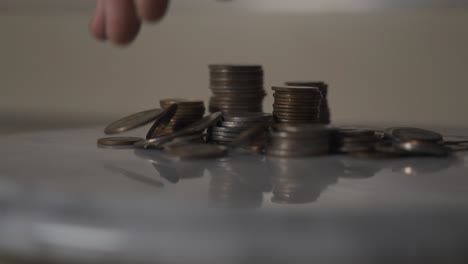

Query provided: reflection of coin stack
[269,158,340,204]
[209,65,265,114]
[208,159,264,208]
[286,81,330,124]
[208,113,271,145]
[272,85,323,123]
[158,99,205,135]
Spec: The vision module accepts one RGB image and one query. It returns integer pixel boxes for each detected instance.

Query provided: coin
[223,112,272,123]
[104,109,163,135]
[221,121,254,128]
[210,126,245,133]
[97,137,143,146]
[146,104,178,139]
[160,98,204,106]
[394,140,450,157]
[385,127,443,142]
[272,85,322,93]
[229,123,269,149]
[209,64,264,114]
[165,144,228,159]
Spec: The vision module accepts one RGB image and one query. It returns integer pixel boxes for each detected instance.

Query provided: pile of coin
[331,129,382,154]
[208,112,272,145]
[208,64,265,114]
[266,124,331,157]
[272,85,323,124]
[155,99,205,136]
[286,81,330,124]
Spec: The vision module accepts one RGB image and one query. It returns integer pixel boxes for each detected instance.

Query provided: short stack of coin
[158,99,205,136]
[208,112,272,145]
[272,85,323,124]
[286,81,330,124]
[266,124,331,157]
[331,129,381,154]
[209,64,265,113]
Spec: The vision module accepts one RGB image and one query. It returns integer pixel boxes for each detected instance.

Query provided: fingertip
[105,0,141,45]
[89,0,107,41]
[136,0,170,22]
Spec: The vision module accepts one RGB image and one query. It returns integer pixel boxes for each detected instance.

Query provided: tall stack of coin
[208,112,272,145]
[266,124,331,157]
[286,81,330,124]
[209,64,265,113]
[157,99,205,136]
[272,85,323,123]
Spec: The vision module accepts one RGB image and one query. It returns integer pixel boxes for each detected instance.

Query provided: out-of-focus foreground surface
[1,1,468,134]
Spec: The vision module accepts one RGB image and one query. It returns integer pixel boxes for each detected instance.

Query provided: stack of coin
[266,124,331,157]
[272,85,323,123]
[208,112,272,145]
[158,99,205,136]
[331,129,381,154]
[208,64,265,113]
[286,81,330,124]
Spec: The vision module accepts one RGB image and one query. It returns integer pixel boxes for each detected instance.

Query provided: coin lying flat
[165,144,228,159]
[104,109,163,135]
[98,137,143,146]
[385,127,443,142]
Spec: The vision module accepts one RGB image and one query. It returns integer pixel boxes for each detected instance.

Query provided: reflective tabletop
[1,126,468,264]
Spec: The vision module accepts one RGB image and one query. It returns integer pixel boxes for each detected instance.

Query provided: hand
[89,0,170,45]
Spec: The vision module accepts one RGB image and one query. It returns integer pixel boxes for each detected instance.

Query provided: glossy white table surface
[1,126,468,264]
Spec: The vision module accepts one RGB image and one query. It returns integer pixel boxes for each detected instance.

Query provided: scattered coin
[104,109,163,135]
[331,129,380,153]
[165,144,228,159]
[394,140,450,157]
[385,127,443,142]
[208,112,271,145]
[146,104,178,139]
[97,137,143,147]
[156,99,205,136]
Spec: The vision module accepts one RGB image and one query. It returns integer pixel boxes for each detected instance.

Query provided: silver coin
[221,121,254,128]
[165,144,228,159]
[228,123,269,149]
[210,131,242,138]
[211,126,245,133]
[209,64,263,72]
[98,137,143,146]
[394,140,449,157]
[385,127,443,142]
[266,148,329,157]
[146,104,178,139]
[104,109,163,135]
[223,112,272,123]
[272,123,328,133]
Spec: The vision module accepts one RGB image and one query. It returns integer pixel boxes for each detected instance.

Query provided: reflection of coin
[165,144,228,159]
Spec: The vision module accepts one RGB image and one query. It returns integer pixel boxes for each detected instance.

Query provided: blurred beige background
[1,1,467,133]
